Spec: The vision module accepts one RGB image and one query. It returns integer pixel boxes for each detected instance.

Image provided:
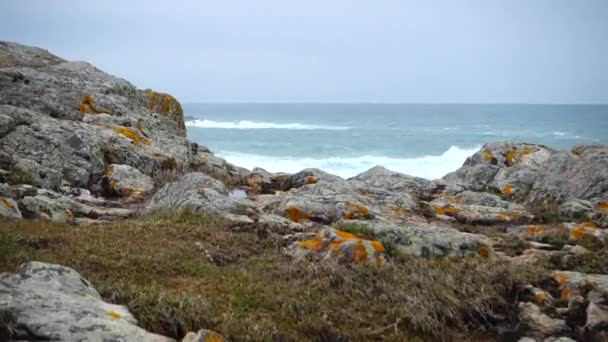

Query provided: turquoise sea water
[184,104,608,179]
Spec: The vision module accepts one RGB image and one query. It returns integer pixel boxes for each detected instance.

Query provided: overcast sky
[1,0,607,103]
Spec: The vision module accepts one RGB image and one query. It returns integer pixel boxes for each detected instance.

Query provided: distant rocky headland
[1,42,607,341]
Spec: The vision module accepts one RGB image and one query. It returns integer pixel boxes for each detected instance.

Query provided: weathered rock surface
[102,164,155,200]
[0,196,21,219]
[518,302,570,337]
[0,261,171,341]
[146,172,255,215]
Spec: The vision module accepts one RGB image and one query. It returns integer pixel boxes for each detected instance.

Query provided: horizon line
[181,101,608,106]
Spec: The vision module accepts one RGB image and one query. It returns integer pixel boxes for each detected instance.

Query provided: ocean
[183,103,608,180]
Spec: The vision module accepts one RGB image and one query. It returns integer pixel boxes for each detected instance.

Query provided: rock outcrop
[0,262,171,341]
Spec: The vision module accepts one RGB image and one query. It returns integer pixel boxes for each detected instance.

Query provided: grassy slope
[0,210,544,341]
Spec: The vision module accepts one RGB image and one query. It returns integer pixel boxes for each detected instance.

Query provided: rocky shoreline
[1,42,607,341]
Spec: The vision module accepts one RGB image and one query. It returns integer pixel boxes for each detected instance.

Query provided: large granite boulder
[102,164,155,200]
[0,261,171,341]
[0,41,239,193]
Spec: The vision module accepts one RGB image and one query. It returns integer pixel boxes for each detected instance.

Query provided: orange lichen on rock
[203,332,224,342]
[111,126,151,146]
[502,185,513,195]
[553,273,570,285]
[452,197,462,204]
[79,95,112,115]
[1,197,14,209]
[286,206,310,222]
[435,206,458,216]
[560,287,571,300]
[569,221,596,239]
[477,245,489,258]
[598,203,608,211]
[483,151,494,161]
[296,228,386,266]
[146,89,185,135]
[527,225,543,236]
[105,165,114,175]
[306,176,317,184]
[66,210,73,221]
[497,211,521,220]
[343,202,370,220]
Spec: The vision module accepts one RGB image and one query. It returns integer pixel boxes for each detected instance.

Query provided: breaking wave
[218,145,479,180]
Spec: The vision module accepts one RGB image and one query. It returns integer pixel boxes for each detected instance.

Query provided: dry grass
[0,211,543,341]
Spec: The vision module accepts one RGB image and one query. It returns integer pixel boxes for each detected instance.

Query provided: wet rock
[0,261,171,341]
[102,164,154,200]
[145,172,255,215]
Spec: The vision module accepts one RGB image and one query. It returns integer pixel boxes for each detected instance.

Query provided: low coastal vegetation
[0,210,543,341]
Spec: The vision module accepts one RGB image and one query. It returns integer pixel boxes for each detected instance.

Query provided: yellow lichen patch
[497,211,521,220]
[106,311,121,319]
[534,292,547,304]
[598,203,608,211]
[569,221,596,239]
[553,273,570,285]
[111,126,151,146]
[110,180,119,191]
[286,207,310,222]
[477,245,489,258]
[343,202,370,220]
[359,193,375,199]
[78,95,112,115]
[505,148,533,166]
[306,176,317,184]
[105,165,114,175]
[526,225,543,236]
[0,197,14,209]
[452,197,462,204]
[66,210,73,221]
[502,185,513,195]
[435,206,458,216]
[483,151,494,161]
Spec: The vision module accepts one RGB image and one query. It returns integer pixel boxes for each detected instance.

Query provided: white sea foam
[218,145,479,180]
[186,119,350,130]
[552,131,567,136]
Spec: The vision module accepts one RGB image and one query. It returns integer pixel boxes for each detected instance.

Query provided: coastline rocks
[284,168,344,190]
[146,173,255,215]
[348,165,430,199]
[102,164,155,200]
[0,261,171,341]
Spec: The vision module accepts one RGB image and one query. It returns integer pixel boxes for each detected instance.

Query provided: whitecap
[186,119,350,130]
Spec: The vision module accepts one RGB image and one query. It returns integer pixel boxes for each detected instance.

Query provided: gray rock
[371,221,494,258]
[0,196,21,219]
[102,164,154,199]
[518,302,570,336]
[0,261,172,341]
[585,290,608,340]
[182,329,224,342]
[284,168,344,190]
[146,172,255,215]
[349,165,430,198]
